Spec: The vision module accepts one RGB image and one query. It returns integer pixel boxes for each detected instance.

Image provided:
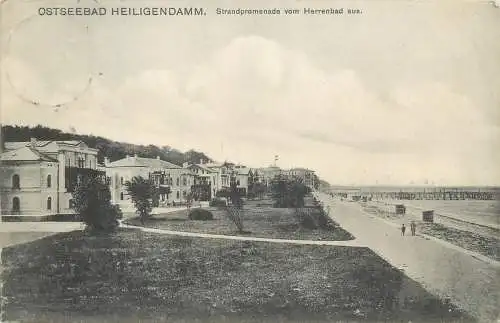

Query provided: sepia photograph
[0,0,499,322]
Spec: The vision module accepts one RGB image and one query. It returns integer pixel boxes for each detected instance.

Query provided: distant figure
[410,221,416,236]
[401,224,406,236]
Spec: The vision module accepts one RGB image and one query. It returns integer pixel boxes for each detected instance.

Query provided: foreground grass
[125,199,354,241]
[362,204,500,261]
[1,229,473,323]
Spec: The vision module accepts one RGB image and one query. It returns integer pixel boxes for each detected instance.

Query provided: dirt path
[316,192,500,322]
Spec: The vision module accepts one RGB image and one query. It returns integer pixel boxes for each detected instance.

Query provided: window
[176,178,179,186]
[12,174,20,189]
[12,197,20,212]
[183,191,187,198]
[47,175,52,188]
[120,192,124,200]
[183,177,187,186]
[77,157,85,168]
[47,197,52,210]
[176,191,180,199]
[121,177,124,185]
[69,199,74,208]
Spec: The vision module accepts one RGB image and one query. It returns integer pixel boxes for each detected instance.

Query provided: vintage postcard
[0,0,499,322]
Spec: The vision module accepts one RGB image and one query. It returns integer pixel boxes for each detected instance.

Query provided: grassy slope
[1,229,473,323]
[125,200,354,241]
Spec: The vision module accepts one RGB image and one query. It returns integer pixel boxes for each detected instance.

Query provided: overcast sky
[1,0,499,185]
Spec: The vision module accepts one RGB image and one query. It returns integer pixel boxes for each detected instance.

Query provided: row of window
[65,154,95,169]
[119,190,187,200]
[119,176,190,186]
[10,196,57,211]
[11,174,53,189]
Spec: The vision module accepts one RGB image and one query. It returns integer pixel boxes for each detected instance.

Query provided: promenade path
[119,222,365,247]
[316,192,500,323]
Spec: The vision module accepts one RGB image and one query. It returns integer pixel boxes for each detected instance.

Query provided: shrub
[295,207,318,229]
[209,198,227,207]
[270,175,311,208]
[226,206,245,232]
[72,176,121,232]
[316,206,331,228]
[188,208,214,220]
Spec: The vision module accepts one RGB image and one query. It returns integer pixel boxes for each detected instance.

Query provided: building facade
[186,163,218,201]
[106,155,195,208]
[285,168,316,189]
[257,166,283,188]
[0,138,103,218]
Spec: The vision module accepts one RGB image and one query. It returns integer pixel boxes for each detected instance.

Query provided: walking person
[401,223,406,236]
[410,221,416,236]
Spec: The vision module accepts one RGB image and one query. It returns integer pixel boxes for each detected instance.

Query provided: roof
[5,140,84,150]
[0,147,57,162]
[204,162,223,168]
[190,164,216,173]
[289,167,314,172]
[107,156,181,169]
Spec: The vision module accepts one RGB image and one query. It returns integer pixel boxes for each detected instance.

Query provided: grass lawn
[124,199,354,241]
[362,204,500,261]
[1,229,474,323]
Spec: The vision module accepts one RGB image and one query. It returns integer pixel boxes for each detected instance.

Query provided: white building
[105,154,195,208]
[0,138,103,219]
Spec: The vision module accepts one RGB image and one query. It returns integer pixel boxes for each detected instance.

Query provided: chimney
[157,156,160,160]
[104,157,110,166]
[30,137,37,148]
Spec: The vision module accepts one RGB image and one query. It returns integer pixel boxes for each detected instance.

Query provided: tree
[226,179,245,232]
[2,124,214,167]
[72,175,122,232]
[125,176,157,224]
[229,178,243,208]
[248,181,266,200]
[270,174,311,208]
